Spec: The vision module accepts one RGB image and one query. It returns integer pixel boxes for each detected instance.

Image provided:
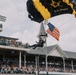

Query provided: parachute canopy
[26,0,76,23]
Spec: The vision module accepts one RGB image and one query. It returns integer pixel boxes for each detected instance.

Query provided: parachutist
[30,37,46,49]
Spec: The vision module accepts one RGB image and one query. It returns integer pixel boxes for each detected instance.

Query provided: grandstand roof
[26,44,68,58]
[64,51,76,59]
[26,45,55,55]
[0,43,76,59]
[26,44,76,59]
[0,36,18,40]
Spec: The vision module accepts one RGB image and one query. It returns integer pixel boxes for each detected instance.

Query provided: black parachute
[26,0,76,23]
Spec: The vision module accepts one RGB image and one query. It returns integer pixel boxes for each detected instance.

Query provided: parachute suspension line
[58,17,73,28]
[33,22,39,31]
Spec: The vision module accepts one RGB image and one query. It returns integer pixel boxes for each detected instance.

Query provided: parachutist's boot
[33,46,36,49]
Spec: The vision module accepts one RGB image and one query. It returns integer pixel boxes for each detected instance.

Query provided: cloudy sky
[0,0,76,52]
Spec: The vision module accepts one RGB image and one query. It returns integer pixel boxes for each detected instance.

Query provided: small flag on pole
[46,22,60,41]
[0,15,6,22]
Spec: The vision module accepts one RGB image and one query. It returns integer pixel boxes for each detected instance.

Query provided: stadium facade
[0,36,76,75]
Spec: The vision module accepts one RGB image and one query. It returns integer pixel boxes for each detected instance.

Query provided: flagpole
[45,38,48,75]
[44,21,48,75]
[41,21,48,75]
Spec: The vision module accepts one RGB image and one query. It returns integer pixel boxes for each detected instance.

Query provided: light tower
[0,24,3,32]
[0,15,6,32]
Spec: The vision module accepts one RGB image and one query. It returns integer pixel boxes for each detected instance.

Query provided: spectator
[25,43,30,48]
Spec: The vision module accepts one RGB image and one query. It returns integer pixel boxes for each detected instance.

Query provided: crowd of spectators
[38,66,76,73]
[0,63,35,74]
[0,38,30,48]
[0,62,76,74]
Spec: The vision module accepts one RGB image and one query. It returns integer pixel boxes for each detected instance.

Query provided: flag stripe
[52,31,59,40]
[52,30,60,36]
[54,28,59,33]
[53,29,60,35]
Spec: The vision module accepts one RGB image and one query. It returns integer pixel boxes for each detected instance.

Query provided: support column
[45,54,48,75]
[35,56,39,75]
[37,56,39,75]
[19,51,21,68]
[63,58,65,72]
[45,40,48,75]
[24,54,26,67]
[3,54,5,61]
[71,60,74,72]
[35,56,37,70]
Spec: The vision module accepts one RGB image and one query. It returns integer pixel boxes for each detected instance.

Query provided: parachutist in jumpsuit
[30,38,46,49]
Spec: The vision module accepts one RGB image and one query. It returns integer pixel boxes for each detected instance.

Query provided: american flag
[46,22,60,41]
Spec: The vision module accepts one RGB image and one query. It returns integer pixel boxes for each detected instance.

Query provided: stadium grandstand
[0,35,76,75]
